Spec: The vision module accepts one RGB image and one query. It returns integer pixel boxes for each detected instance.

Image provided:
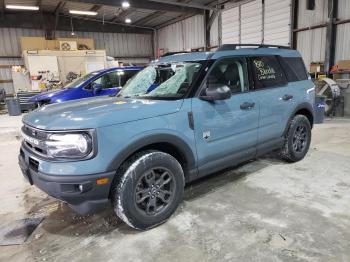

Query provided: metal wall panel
[338,0,350,20]
[221,0,291,46]
[295,0,328,70]
[56,31,153,58]
[335,23,350,62]
[210,12,219,47]
[0,27,153,58]
[0,58,22,94]
[335,0,350,62]
[241,0,263,44]
[0,27,44,57]
[157,15,205,52]
[296,27,326,70]
[222,7,240,44]
[264,0,291,46]
[297,0,328,28]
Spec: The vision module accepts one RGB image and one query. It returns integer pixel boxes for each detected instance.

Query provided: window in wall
[251,56,287,89]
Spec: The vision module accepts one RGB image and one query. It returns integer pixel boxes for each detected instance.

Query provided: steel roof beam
[69,0,203,14]
[0,12,153,34]
[147,0,215,11]
[110,9,134,23]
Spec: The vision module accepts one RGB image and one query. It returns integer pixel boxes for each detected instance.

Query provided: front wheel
[111,151,184,230]
[280,114,312,162]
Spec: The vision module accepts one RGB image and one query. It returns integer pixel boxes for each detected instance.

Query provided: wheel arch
[283,103,314,136]
[107,133,197,180]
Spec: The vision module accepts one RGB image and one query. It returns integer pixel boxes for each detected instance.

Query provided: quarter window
[279,57,308,81]
[206,57,249,94]
[251,56,287,89]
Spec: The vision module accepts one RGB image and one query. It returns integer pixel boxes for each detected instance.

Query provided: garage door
[222,6,239,44]
[220,0,291,46]
[241,0,262,44]
[264,0,291,46]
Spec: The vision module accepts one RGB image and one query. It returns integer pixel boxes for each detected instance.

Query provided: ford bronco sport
[18,44,315,230]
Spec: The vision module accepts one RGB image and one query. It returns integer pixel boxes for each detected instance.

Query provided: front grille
[22,125,48,140]
[22,125,48,157]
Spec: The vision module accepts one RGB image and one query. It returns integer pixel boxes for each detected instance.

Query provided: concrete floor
[0,117,350,262]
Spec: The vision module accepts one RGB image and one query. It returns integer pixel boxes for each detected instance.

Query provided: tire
[111,150,185,230]
[280,114,312,162]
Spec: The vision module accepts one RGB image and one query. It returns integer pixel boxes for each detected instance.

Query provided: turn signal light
[96,178,109,185]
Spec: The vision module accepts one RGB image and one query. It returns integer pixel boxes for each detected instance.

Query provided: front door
[191,57,259,177]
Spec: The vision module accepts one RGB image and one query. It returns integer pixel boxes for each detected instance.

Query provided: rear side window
[279,57,308,81]
[251,56,287,89]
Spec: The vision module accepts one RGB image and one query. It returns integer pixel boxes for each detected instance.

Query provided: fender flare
[283,102,315,136]
[106,133,197,173]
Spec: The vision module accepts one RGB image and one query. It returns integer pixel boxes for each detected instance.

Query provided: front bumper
[18,147,115,215]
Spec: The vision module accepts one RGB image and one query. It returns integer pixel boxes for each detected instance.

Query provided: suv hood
[29,88,75,103]
[23,96,183,130]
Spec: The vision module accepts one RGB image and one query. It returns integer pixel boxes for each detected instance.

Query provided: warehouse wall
[335,0,350,62]
[157,15,205,52]
[221,0,291,46]
[209,12,219,48]
[295,0,328,69]
[0,27,153,94]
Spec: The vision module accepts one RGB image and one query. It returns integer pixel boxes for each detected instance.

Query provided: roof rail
[161,51,190,57]
[217,44,291,51]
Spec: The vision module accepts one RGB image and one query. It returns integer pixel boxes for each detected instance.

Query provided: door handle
[240,102,255,110]
[282,94,293,101]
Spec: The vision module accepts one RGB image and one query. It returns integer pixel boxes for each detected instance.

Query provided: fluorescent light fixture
[6,5,39,10]
[69,10,98,16]
[125,18,132,23]
[122,1,130,8]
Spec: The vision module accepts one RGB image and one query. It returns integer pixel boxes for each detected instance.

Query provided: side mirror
[92,83,103,95]
[200,84,231,101]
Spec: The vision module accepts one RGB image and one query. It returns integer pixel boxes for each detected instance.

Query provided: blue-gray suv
[18,44,315,230]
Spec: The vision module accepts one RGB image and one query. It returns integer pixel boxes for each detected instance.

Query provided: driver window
[207,58,249,94]
[91,72,119,89]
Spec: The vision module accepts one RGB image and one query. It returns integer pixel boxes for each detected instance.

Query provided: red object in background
[31,75,42,80]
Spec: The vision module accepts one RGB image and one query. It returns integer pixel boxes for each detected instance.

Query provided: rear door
[192,57,259,177]
[250,56,296,152]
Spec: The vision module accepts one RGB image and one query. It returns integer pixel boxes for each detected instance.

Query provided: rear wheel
[111,151,184,230]
[280,114,311,162]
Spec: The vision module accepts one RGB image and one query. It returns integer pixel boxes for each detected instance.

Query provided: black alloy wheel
[292,124,308,153]
[135,168,175,216]
[112,151,184,230]
[280,114,311,162]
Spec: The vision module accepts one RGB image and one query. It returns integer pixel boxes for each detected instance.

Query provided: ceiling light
[125,18,131,23]
[69,10,98,16]
[122,1,130,9]
[6,5,39,10]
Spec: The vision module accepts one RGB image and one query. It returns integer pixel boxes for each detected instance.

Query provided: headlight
[46,133,93,159]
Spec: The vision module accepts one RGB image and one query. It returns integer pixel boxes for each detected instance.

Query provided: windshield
[65,72,99,88]
[118,62,203,99]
